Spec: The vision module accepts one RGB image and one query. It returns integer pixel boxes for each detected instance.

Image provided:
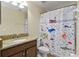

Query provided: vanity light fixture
[3,1,28,9]
[11,1,18,6]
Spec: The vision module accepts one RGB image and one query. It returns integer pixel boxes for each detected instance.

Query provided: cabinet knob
[23,53,25,56]
[27,51,28,54]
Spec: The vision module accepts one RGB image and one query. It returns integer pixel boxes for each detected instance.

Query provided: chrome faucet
[12,34,18,40]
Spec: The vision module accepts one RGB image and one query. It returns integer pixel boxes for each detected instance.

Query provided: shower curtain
[39,5,76,57]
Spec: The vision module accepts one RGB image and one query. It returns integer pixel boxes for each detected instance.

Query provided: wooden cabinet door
[26,46,37,57]
[0,51,1,57]
[11,51,24,57]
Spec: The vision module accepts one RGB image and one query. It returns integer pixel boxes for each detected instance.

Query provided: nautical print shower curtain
[39,5,76,57]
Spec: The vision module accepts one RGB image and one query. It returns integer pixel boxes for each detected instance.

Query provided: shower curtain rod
[51,4,77,11]
[41,4,77,14]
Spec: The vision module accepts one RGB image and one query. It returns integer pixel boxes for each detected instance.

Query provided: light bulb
[11,1,18,6]
[19,4,24,9]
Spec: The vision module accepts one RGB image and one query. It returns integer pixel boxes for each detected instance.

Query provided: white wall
[0,2,27,35]
[28,2,42,37]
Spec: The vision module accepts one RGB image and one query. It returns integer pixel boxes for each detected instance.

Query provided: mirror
[0,1,28,35]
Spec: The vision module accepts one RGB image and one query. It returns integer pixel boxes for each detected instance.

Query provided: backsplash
[0,33,28,40]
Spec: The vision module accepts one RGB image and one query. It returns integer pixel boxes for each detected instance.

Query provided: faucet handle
[12,34,17,38]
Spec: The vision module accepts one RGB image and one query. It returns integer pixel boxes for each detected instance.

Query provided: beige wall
[28,2,42,37]
[0,2,27,35]
[76,1,79,56]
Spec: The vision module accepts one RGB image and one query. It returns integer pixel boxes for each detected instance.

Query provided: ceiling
[2,1,77,14]
[31,1,77,13]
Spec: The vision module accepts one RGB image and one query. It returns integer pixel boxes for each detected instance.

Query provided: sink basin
[12,39,26,43]
[3,39,27,48]
[3,39,26,44]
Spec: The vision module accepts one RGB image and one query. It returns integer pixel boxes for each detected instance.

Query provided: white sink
[3,39,27,44]
[3,39,27,48]
[12,39,26,43]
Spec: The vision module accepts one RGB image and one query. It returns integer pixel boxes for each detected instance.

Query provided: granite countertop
[0,35,38,50]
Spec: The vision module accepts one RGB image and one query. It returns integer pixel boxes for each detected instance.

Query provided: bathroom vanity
[0,36,37,57]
